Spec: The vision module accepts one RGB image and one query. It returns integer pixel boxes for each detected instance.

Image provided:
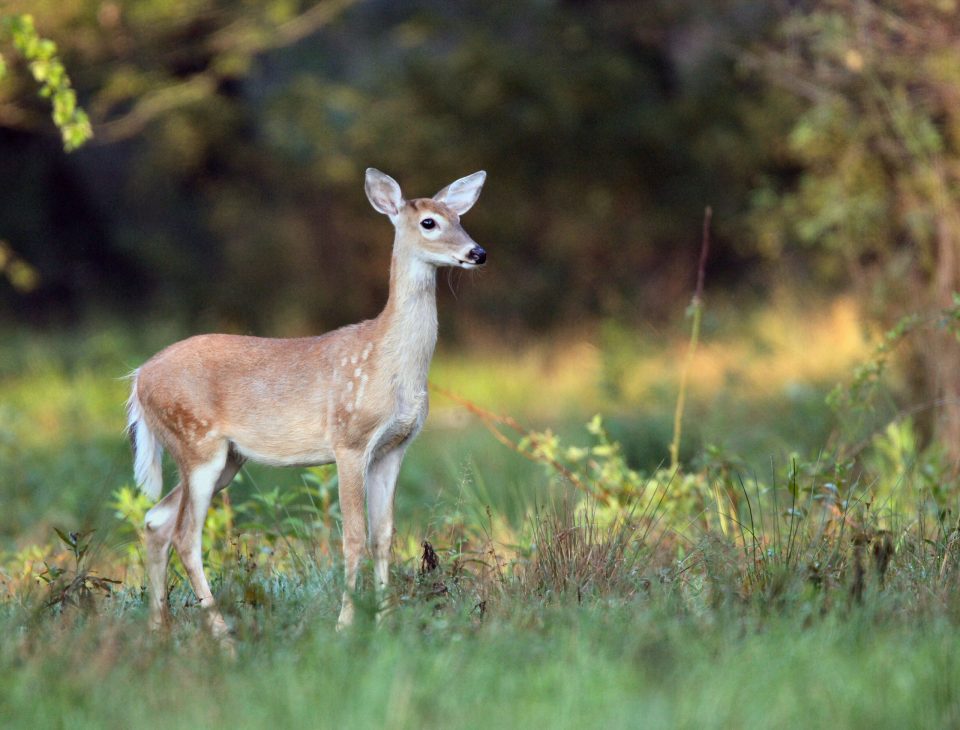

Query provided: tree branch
[95,0,359,143]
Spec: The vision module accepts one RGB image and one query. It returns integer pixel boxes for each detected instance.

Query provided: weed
[36,529,119,611]
[669,205,712,472]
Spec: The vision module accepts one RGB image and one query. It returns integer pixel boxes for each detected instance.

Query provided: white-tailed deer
[126,168,487,635]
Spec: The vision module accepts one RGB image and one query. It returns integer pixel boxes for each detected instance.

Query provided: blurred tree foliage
[748,0,960,460]
[0,0,783,332]
[0,11,92,293]
[0,0,957,456]
[0,13,92,151]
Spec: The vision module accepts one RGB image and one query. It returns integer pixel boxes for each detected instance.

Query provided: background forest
[2,2,960,727]
[4,0,960,449]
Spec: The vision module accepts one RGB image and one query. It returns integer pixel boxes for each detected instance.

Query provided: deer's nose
[468,246,487,265]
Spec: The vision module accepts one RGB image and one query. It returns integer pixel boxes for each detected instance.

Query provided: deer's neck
[377,252,438,394]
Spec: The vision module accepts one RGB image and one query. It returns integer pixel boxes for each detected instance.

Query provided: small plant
[827,296,960,456]
[36,529,119,611]
[109,485,153,567]
[233,466,339,559]
[415,540,449,601]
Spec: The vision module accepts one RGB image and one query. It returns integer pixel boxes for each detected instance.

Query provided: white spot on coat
[355,372,368,408]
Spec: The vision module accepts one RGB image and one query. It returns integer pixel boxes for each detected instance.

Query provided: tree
[748,0,960,464]
[0,1,774,330]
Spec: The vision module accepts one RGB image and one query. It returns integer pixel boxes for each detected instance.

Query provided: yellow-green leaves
[0,13,92,151]
[0,240,39,292]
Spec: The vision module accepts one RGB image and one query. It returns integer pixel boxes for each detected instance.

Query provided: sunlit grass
[610,296,867,410]
[431,297,868,418]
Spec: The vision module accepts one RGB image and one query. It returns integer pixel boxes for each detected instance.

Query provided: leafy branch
[0,13,92,151]
[97,0,359,142]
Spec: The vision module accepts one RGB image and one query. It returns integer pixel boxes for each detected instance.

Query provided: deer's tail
[126,370,163,501]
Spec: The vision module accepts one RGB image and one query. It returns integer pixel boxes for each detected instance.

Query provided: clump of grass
[521,498,646,602]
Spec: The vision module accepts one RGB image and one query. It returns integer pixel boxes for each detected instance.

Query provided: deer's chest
[373,387,428,457]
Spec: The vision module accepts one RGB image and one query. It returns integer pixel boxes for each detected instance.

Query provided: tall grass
[2,301,960,727]
[3,485,960,728]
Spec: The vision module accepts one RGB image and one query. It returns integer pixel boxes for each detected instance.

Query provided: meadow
[2,297,960,728]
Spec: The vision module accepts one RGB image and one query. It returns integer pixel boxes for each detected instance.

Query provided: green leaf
[586,414,603,436]
[53,527,74,548]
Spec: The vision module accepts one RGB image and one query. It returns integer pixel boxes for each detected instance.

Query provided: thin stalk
[669,206,712,472]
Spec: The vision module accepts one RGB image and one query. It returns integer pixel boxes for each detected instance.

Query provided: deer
[126,168,487,636]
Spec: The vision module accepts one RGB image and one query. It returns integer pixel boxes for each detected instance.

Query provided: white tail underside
[126,370,163,501]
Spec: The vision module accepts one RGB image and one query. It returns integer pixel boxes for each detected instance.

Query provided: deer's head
[365,168,487,269]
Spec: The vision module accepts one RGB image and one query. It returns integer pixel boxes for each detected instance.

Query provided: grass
[3,596,960,729]
[3,299,960,728]
[3,519,960,729]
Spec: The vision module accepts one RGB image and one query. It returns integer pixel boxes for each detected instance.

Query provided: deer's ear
[433,171,486,215]
[365,168,404,216]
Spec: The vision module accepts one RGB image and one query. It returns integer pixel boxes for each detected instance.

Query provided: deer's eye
[420,218,436,230]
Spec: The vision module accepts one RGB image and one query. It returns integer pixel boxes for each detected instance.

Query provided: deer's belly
[231,439,337,468]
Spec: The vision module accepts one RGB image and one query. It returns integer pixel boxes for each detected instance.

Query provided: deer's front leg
[336,449,366,630]
[367,447,406,595]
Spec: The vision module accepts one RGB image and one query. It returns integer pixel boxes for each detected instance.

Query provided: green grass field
[2,304,960,728]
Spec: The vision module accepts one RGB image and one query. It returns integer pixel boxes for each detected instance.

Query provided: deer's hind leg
[144,481,183,630]
[145,446,243,632]
[170,442,242,638]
